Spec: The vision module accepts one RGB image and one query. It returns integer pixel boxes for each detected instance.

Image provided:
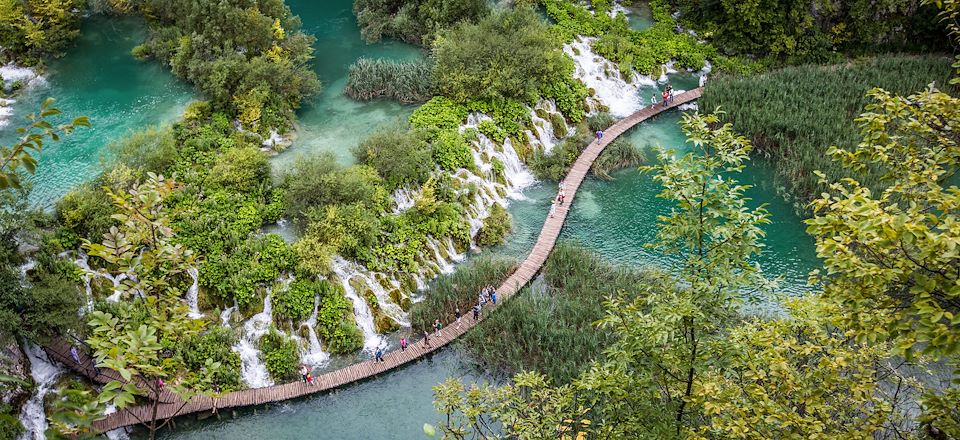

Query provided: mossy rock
[588,88,596,97]
[549,113,568,138]
[400,274,418,293]
[496,187,507,198]
[389,289,413,311]
[535,108,550,120]
[374,313,400,333]
[375,273,393,291]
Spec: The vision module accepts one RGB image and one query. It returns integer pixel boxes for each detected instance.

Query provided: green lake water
[0,16,194,208]
[3,5,820,439]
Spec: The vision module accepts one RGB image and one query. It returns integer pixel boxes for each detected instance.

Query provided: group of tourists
[299,364,315,385]
[661,84,675,107]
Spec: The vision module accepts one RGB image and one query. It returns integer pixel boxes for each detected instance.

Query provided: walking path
[89,87,703,433]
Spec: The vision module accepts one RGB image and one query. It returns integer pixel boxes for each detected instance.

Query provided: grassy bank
[701,55,955,213]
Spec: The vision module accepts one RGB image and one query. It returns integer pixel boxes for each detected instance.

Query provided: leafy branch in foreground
[0,97,89,189]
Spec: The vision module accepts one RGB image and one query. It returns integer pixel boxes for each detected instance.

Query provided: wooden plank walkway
[90,87,703,433]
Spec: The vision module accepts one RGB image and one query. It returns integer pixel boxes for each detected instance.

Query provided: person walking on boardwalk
[423,330,431,348]
[306,370,314,385]
[375,347,385,363]
[491,289,497,305]
[558,188,566,205]
[434,319,443,336]
[400,337,407,352]
[473,303,481,321]
[300,365,308,383]
[549,200,557,218]
[667,85,674,104]
[455,307,462,329]
[69,346,81,365]
[661,88,670,107]
[595,130,604,141]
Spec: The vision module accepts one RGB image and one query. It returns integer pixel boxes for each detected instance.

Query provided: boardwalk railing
[89,87,704,433]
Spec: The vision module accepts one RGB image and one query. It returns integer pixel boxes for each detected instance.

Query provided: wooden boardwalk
[90,88,703,433]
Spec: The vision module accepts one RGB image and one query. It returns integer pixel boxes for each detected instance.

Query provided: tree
[0,97,89,190]
[806,85,960,437]
[81,174,225,440]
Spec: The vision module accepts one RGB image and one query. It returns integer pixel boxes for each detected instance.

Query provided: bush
[431,129,473,171]
[0,412,23,440]
[179,327,243,392]
[345,57,435,103]
[258,329,300,382]
[529,125,592,181]
[109,126,178,175]
[433,8,572,104]
[273,279,320,322]
[0,269,84,344]
[283,154,390,222]
[353,125,434,190]
[476,203,511,246]
[56,182,116,241]
[204,146,271,193]
[410,96,468,132]
[354,0,489,45]
[410,256,516,332]
[587,112,615,132]
[315,282,364,354]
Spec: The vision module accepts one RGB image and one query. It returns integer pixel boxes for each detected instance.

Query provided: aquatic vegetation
[701,55,955,213]
[410,256,516,332]
[345,57,435,103]
[354,0,489,45]
[591,137,643,179]
[475,203,511,247]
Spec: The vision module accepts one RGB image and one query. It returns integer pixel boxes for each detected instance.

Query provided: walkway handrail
[90,87,704,433]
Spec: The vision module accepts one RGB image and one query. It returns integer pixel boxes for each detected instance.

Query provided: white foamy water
[564,37,656,117]
[296,291,331,367]
[102,405,130,440]
[18,343,64,440]
[0,64,46,128]
[185,267,202,319]
[232,279,290,389]
[331,257,387,353]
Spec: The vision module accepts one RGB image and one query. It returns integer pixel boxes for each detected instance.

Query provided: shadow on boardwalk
[89,87,704,433]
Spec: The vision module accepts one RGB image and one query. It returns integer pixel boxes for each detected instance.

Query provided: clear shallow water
[271,0,424,169]
[147,349,490,440]
[0,16,194,207]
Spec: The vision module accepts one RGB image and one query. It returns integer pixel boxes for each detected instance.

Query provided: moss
[375,313,400,333]
[549,113,568,138]
[476,203,512,247]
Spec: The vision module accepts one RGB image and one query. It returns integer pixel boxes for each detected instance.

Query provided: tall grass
[701,55,955,214]
[463,242,660,383]
[410,256,516,333]
[344,57,435,103]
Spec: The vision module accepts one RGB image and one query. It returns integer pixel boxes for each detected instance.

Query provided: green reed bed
[701,55,955,214]
[410,256,517,333]
[464,242,659,383]
[344,57,434,104]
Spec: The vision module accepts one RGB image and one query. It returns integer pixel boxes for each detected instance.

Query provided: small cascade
[102,405,130,440]
[0,64,45,129]
[232,285,283,389]
[564,37,656,117]
[18,343,64,440]
[17,259,35,284]
[330,257,386,352]
[527,100,569,155]
[391,187,417,213]
[73,251,131,304]
[298,292,331,367]
[186,267,202,319]
[220,302,239,327]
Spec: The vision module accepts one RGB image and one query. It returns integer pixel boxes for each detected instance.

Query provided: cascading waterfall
[73,251,131,304]
[297,292,331,367]
[331,257,384,353]
[102,405,130,440]
[232,281,287,388]
[18,343,64,440]
[563,37,657,117]
[391,187,417,214]
[0,63,45,129]
[185,267,202,319]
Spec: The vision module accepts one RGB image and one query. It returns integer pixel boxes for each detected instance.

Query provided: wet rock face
[0,341,30,410]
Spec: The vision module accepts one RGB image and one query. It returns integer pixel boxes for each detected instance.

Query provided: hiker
[423,331,431,348]
[698,75,706,87]
[400,337,407,352]
[667,85,675,104]
[434,319,443,336]
[478,289,487,306]
[455,307,462,328]
[491,289,497,305]
[300,365,308,383]
[661,88,670,107]
[375,347,385,363]
[473,303,481,320]
[558,188,566,205]
[69,346,81,365]
[306,370,314,385]
[549,200,557,218]
[157,378,165,392]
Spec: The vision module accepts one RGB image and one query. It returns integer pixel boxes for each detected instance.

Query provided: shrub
[0,412,23,440]
[0,269,84,344]
[587,112,615,132]
[179,327,243,392]
[476,203,511,246]
[410,96,468,132]
[354,0,489,45]
[204,146,271,193]
[109,126,178,175]
[431,129,473,171]
[258,329,300,382]
[273,279,320,322]
[529,125,592,181]
[353,125,434,189]
[283,154,390,222]
[345,57,435,103]
[315,282,364,354]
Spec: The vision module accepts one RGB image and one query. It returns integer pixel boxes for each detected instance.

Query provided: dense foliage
[353,0,488,45]
[0,0,86,64]
[127,0,320,132]
[258,329,299,381]
[179,326,243,392]
[433,7,582,112]
[672,0,948,62]
[353,124,433,190]
[701,55,955,213]
[344,57,434,103]
[313,281,363,354]
[474,203,510,247]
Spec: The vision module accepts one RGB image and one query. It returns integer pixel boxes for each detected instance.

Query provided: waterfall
[298,292,331,367]
[563,37,656,117]
[220,302,239,326]
[391,187,417,214]
[18,343,64,440]
[0,63,45,129]
[102,405,130,440]
[330,257,385,353]
[232,283,285,389]
[73,251,131,304]
[185,267,202,319]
